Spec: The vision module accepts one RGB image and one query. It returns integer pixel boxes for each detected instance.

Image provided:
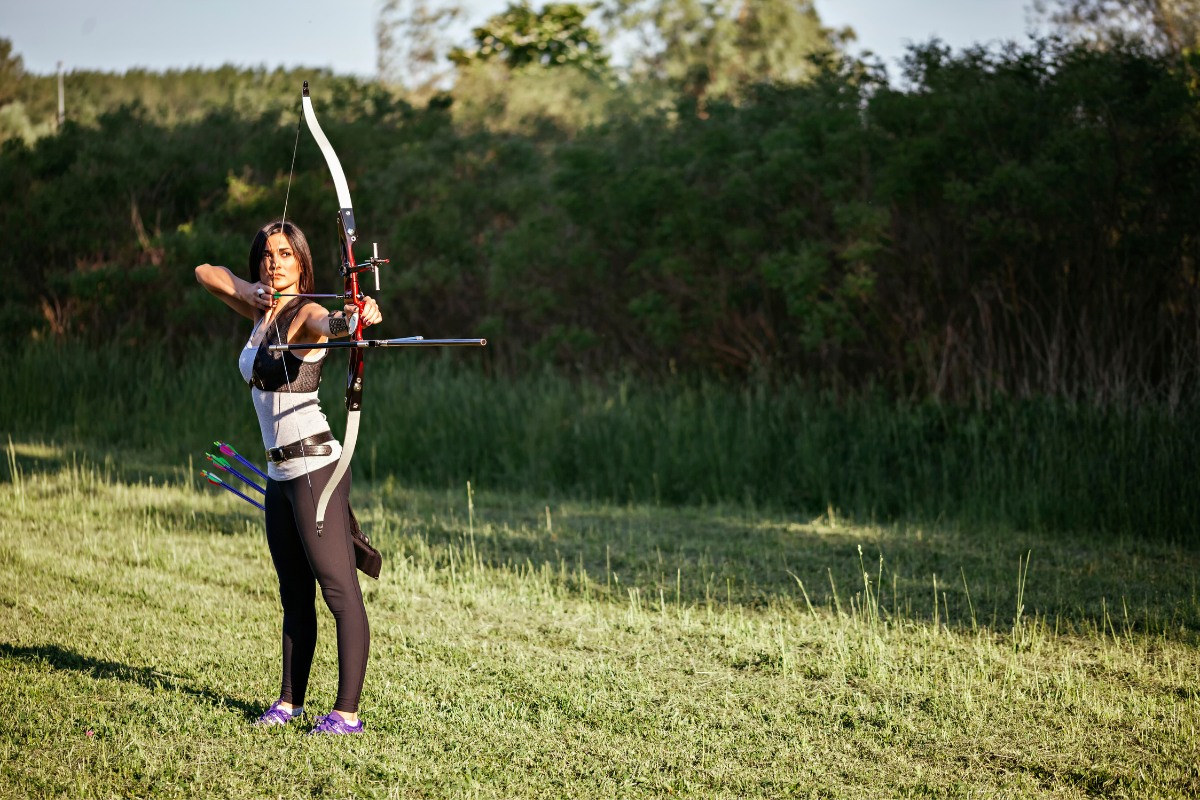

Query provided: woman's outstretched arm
[195,263,273,320]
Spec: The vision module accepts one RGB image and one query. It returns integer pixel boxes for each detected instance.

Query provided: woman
[195,219,380,735]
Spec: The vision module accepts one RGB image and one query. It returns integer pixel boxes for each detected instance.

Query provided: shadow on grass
[0,642,260,721]
[6,437,1200,640]
[1,438,268,536]
[393,492,1200,641]
[1,437,194,486]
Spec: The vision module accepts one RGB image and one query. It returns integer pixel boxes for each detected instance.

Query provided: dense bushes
[3,39,1199,405]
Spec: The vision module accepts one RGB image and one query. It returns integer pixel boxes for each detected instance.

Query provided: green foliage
[0,39,51,145]
[10,63,386,139]
[3,38,1200,406]
[377,0,465,96]
[1035,0,1200,57]
[869,39,1200,402]
[450,1,610,78]
[450,62,625,134]
[0,101,52,145]
[609,0,840,102]
[0,78,412,344]
[0,39,24,107]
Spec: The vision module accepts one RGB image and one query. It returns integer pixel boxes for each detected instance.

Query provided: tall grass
[1,447,1198,797]
[3,342,1197,537]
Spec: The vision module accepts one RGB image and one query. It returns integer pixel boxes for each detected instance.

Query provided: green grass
[1,440,1197,798]
[5,342,1200,540]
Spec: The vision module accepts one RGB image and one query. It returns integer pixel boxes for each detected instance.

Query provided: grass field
[8,343,1200,540]
[1,439,1197,798]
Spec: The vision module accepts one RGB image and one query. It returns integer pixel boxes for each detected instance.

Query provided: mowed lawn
[1,441,1198,799]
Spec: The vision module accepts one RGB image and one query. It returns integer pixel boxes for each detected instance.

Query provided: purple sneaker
[255,700,303,727]
[308,711,364,735]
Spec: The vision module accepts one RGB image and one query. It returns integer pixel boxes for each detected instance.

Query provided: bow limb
[301,81,366,536]
[301,83,353,209]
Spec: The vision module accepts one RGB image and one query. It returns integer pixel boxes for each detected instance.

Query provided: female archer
[195,219,380,735]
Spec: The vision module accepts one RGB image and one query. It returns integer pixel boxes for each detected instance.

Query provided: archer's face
[260,232,300,292]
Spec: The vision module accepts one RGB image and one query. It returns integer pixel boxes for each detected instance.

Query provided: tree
[0,39,24,107]
[1033,0,1200,57]
[605,0,849,102]
[377,0,464,96]
[449,2,610,77]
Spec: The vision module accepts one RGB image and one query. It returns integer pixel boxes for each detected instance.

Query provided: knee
[319,583,366,619]
[278,583,317,617]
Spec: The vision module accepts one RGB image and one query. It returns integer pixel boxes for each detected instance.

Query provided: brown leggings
[264,461,369,714]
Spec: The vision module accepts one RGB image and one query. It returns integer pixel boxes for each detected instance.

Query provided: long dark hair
[247,220,315,295]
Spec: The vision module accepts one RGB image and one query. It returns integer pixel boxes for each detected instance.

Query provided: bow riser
[338,208,366,412]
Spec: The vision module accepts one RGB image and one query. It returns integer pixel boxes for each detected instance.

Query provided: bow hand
[356,296,382,328]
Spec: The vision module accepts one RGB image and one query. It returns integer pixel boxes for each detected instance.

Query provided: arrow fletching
[214,441,271,482]
[200,469,265,511]
[205,453,267,495]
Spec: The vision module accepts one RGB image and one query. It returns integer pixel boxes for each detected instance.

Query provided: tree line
[1,7,1199,406]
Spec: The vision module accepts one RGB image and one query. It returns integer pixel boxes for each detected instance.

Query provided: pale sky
[2,0,1039,79]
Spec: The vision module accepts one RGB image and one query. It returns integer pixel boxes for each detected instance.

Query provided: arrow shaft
[207,457,266,495]
[202,472,266,511]
[216,442,271,482]
[269,338,486,351]
[273,292,354,300]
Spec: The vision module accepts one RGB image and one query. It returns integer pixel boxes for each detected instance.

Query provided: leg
[284,462,370,716]
[264,476,318,708]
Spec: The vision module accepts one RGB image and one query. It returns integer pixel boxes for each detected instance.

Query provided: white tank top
[238,317,342,482]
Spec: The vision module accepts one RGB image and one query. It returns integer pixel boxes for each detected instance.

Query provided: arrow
[201,470,266,510]
[205,452,266,495]
[214,441,271,482]
[269,337,486,351]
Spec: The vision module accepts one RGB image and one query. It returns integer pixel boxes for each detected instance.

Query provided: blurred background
[3,0,1199,536]
[6,1,1031,79]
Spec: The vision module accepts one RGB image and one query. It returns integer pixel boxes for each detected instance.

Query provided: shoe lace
[314,713,357,733]
[258,706,289,725]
